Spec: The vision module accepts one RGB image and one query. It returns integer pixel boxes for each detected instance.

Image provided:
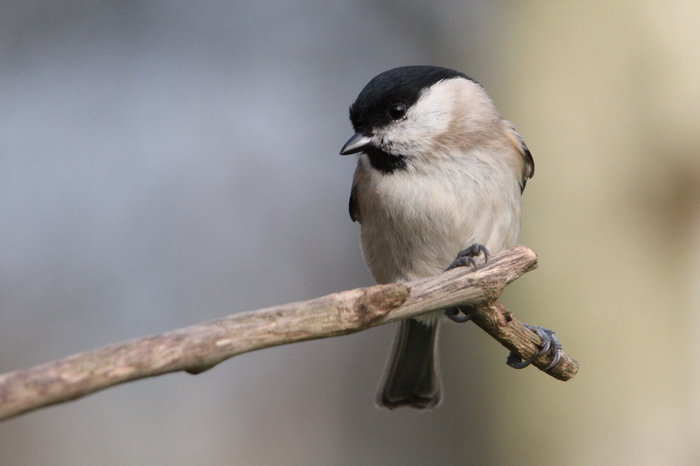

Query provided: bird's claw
[445,243,490,272]
[507,324,562,371]
[445,306,472,323]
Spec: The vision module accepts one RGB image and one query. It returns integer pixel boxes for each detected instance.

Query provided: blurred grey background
[2,1,700,465]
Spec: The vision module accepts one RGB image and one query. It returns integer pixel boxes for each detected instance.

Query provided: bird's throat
[364,146,407,175]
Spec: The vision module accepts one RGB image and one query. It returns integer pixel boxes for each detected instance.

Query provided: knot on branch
[344,283,410,328]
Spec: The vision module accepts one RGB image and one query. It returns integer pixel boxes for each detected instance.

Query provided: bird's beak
[340,132,373,155]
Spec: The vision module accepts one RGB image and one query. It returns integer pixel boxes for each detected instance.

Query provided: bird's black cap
[349,66,472,134]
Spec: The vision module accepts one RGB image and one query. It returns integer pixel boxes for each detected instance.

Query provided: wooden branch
[0,245,579,422]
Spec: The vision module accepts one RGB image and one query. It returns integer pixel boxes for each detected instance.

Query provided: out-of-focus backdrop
[1,1,700,465]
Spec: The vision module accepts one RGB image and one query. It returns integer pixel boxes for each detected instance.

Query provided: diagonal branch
[0,245,579,422]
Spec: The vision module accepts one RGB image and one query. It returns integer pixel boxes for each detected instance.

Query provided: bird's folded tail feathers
[376,318,442,410]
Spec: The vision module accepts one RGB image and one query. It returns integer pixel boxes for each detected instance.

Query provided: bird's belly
[359,175,520,284]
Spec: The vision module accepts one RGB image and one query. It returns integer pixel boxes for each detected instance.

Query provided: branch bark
[0,245,579,422]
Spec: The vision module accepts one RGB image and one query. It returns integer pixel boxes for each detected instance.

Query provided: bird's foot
[507,324,562,371]
[445,306,473,323]
[445,243,490,272]
[443,245,489,323]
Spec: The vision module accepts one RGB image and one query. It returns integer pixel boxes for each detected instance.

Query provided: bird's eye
[387,103,406,120]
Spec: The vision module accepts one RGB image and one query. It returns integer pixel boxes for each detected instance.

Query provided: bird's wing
[505,122,535,193]
[349,162,365,223]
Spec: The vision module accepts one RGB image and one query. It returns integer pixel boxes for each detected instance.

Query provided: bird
[340,65,536,410]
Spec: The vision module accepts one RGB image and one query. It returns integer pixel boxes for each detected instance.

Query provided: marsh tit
[340,66,535,410]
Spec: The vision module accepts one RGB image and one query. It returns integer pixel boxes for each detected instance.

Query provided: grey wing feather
[349,183,360,222]
[520,142,534,193]
[506,122,535,193]
[349,162,366,223]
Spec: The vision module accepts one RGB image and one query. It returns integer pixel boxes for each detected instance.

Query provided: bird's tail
[376,318,442,410]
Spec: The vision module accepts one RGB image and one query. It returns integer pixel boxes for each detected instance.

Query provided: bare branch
[0,245,578,422]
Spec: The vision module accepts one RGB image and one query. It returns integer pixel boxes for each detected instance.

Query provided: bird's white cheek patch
[377,81,461,155]
[409,85,454,134]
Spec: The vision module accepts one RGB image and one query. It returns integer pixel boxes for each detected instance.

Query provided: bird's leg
[444,244,490,323]
[507,324,562,371]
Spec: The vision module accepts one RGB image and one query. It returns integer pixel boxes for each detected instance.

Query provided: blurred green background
[1,1,699,465]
